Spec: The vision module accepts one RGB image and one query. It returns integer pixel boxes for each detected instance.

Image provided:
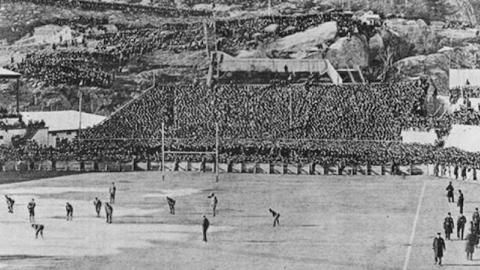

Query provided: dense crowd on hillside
[216,13,380,53]
[3,0,211,17]
[8,51,114,87]
[81,82,425,141]
[93,25,205,57]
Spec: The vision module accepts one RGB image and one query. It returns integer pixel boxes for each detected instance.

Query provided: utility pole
[78,91,82,139]
[162,122,165,181]
[215,122,219,182]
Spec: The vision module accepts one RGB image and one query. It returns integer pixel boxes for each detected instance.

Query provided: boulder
[369,32,384,56]
[326,35,369,68]
[268,21,337,54]
[263,24,279,33]
[445,0,477,26]
[385,19,440,54]
[389,53,449,94]
[437,28,480,44]
[439,43,480,69]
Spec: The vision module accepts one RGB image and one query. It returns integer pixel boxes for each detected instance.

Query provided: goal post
[161,122,220,182]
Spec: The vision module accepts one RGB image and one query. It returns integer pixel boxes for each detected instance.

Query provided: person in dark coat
[32,224,44,239]
[458,190,464,214]
[269,208,280,227]
[444,212,454,240]
[202,215,209,242]
[93,197,102,217]
[109,182,116,204]
[458,213,467,240]
[105,202,113,224]
[433,233,446,265]
[166,196,175,215]
[27,198,36,223]
[446,182,454,203]
[454,165,459,180]
[5,195,14,213]
[473,208,480,234]
[466,232,478,260]
[65,202,73,221]
[462,167,467,180]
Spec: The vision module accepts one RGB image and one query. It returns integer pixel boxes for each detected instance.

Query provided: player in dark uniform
[202,215,209,242]
[5,195,14,213]
[65,202,73,221]
[32,224,44,239]
[444,212,454,240]
[27,198,36,223]
[458,190,464,214]
[109,182,116,204]
[446,182,454,203]
[269,208,280,227]
[93,197,102,217]
[457,213,467,240]
[105,202,113,224]
[433,232,446,265]
[166,196,175,215]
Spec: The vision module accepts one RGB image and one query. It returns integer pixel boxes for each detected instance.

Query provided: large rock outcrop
[268,21,337,54]
[388,53,449,94]
[385,19,441,55]
[326,35,369,68]
[446,0,477,26]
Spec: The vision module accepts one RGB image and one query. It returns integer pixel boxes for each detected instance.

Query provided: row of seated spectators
[91,25,205,55]
[215,12,380,53]
[2,139,480,168]
[7,51,114,87]
[2,0,211,17]
[82,82,426,142]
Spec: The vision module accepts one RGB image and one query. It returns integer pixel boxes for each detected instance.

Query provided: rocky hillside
[0,0,479,115]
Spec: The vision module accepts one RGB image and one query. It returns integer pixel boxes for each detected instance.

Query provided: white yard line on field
[402,181,427,270]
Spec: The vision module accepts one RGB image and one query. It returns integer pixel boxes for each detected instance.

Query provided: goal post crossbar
[161,122,220,182]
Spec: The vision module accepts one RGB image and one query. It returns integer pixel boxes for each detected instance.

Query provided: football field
[1,171,479,270]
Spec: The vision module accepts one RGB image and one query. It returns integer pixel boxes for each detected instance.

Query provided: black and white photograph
[1,0,480,269]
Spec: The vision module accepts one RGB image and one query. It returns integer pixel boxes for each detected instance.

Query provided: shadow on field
[0,171,84,185]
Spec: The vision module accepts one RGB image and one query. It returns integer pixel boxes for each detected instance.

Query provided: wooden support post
[162,122,165,181]
[215,122,219,182]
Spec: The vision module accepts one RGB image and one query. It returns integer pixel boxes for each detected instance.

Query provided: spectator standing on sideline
[458,213,467,240]
[109,182,116,204]
[466,232,478,260]
[458,190,464,214]
[446,182,454,203]
[202,215,209,242]
[433,232,446,265]
[444,212,454,240]
[473,208,480,233]
[27,198,36,223]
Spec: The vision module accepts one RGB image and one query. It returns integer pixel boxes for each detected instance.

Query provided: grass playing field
[1,171,479,270]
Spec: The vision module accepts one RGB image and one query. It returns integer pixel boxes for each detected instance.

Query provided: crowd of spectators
[8,51,113,87]
[93,24,205,57]
[3,0,211,17]
[82,81,425,141]
[216,12,380,54]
